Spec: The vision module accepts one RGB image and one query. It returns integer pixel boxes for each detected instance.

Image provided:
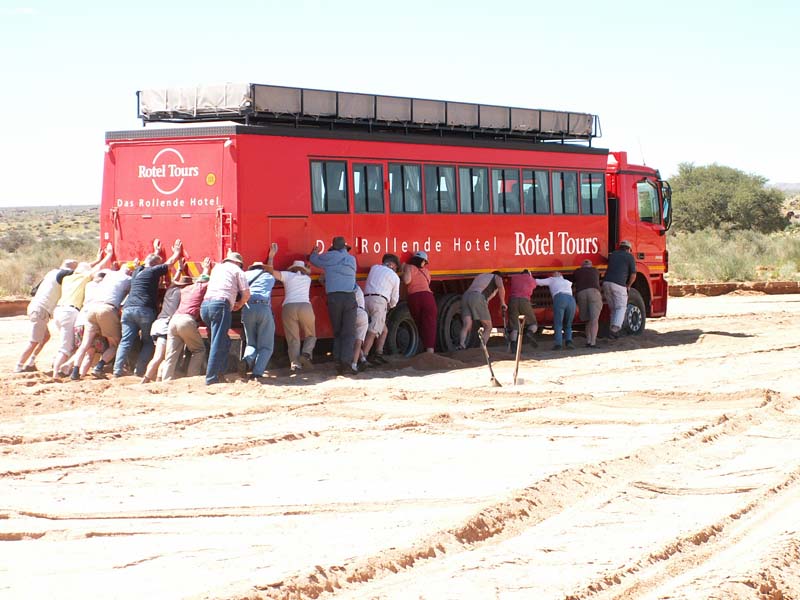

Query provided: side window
[353,163,384,213]
[458,167,489,213]
[424,165,457,213]
[580,172,606,215]
[311,161,348,213]
[492,168,521,214]
[389,164,422,213]
[637,180,661,224]
[522,169,550,214]
[552,171,578,215]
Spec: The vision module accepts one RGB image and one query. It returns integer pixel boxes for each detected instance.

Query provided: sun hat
[619,240,632,249]
[247,261,265,270]
[174,275,194,286]
[413,250,428,261]
[223,250,244,265]
[195,274,210,283]
[287,260,311,274]
[582,259,593,267]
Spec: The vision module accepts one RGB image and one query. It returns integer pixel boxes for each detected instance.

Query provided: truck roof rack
[137,83,601,144]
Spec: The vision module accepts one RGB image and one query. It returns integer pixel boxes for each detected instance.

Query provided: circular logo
[206,173,217,186]
[151,148,186,195]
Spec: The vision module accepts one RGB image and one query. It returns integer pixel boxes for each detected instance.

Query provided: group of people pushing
[14,235,637,385]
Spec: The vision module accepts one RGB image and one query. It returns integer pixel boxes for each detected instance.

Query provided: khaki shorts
[364,295,389,335]
[576,288,603,321]
[462,291,491,322]
[27,306,50,344]
[508,297,537,328]
[87,303,121,340]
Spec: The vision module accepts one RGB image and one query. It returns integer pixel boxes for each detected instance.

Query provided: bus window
[389,164,422,213]
[424,165,457,213]
[492,168,521,214]
[522,169,550,214]
[354,163,384,213]
[580,172,606,215]
[637,180,661,224]
[458,167,489,214]
[552,171,578,215]
[311,161,348,213]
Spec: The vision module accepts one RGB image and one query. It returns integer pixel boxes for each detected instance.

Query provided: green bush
[669,229,800,282]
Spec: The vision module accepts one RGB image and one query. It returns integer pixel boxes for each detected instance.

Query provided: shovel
[513,315,525,386]
[477,326,502,387]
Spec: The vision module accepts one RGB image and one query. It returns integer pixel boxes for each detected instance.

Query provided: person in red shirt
[507,269,538,348]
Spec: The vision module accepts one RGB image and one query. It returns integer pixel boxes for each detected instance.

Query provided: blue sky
[1,0,798,207]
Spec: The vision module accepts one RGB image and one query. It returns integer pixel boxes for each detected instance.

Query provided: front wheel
[386,303,420,357]
[623,288,646,335]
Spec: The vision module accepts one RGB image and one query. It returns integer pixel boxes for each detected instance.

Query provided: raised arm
[165,239,183,266]
[265,242,282,281]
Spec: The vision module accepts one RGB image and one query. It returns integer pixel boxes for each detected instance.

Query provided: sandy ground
[1,294,799,600]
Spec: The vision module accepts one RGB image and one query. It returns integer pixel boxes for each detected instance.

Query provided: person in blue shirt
[309,236,357,375]
[241,259,277,380]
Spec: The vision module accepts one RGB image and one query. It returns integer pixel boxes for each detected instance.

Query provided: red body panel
[101,129,668,339]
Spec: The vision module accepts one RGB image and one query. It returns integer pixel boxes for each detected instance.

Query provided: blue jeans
[114,306,155,376]
[201,299,231,385]
[552,293,576,346]
[242,301,275,377]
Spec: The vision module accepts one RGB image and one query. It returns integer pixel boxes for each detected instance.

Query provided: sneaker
[299,353,313,370]
[23,364,38,372]
[586,343,597,349]
[13,365,24,373]
[70,367,81,381]
[551,344,563,351]
[370,354,389,365]
[357,360,369,372]
[608,330,620,340]
[346,365,360,376]
[92,364,106,378]
[565,341,576,350]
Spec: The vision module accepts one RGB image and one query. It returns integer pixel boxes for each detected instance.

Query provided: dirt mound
[407,353,465,371]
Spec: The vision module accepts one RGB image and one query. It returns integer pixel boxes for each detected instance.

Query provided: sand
[1,293,799,599]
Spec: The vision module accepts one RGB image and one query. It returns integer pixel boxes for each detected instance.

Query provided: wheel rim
[626,304,643,334]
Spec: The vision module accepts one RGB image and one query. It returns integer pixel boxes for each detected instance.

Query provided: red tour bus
[100,83,672,355]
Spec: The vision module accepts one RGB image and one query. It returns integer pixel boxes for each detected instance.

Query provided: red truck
[100,83,672,355]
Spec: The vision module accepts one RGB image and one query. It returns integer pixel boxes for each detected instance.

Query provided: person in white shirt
[534,272,576,350]
[266,243,316,373]
[14,258,77,373]
[362,254,400,364]
[350,284,369,373]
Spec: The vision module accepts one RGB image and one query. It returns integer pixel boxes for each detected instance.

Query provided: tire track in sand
[247,389,793,600]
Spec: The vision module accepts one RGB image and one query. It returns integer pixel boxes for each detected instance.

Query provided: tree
[671,163,786,233]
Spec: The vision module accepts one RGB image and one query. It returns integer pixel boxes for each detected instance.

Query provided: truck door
[634,178,666,269]
[106,139,227,270]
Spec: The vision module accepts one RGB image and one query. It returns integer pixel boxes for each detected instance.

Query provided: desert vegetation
[0,206,98,297]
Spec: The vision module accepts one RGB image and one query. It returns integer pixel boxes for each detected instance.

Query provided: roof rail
[137,83,601,144]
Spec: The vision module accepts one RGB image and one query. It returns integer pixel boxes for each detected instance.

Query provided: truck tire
[623,288,646,335]
[386,303,420,357]
[436,293,478,351]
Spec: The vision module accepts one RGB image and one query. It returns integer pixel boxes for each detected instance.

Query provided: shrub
[669,229,800,282]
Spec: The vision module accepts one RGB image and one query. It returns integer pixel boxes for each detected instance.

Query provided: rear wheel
[386,303,420,357]
[436,293,478,351]
[623,288,646,335]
